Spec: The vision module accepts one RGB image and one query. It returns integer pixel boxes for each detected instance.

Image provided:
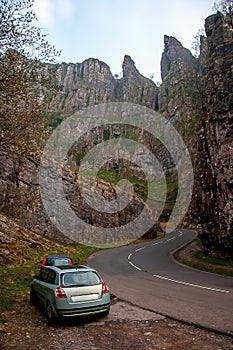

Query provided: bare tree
[0,0,60,157]
[0,50,46,155]
[212,0,232,14]
[0,0,60,60]
[191,28,205,58]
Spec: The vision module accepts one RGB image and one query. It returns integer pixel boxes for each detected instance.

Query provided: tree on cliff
[191,28,205,57]
[0,0,60,157]
[212,0,232,14]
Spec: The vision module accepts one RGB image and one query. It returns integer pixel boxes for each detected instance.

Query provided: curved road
[88,229,233,335]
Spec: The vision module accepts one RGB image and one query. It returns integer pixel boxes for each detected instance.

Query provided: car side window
[38,268,50,282]
[46,270,56,284]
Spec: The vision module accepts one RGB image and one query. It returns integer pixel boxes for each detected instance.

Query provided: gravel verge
[0,295,233,350]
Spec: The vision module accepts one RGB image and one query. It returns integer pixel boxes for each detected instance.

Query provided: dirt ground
[0,295,233,350]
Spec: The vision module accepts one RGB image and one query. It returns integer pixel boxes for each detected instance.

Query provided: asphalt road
[88,229,233,335]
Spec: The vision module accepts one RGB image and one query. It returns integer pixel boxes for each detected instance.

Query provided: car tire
[45,302,56,325]
[100,308,110,318]
[30,288,37,305]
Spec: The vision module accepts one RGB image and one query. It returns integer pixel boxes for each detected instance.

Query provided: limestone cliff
[0,55,160,243]
[0,151,160,244]
[156,12,233,259]
[44,58,115,115]
[159,35,201,143]
[122,55,158,109]
[158,35,205,228]
[43,55,158,119]
[193,12,233,258]
[1,11,232,256]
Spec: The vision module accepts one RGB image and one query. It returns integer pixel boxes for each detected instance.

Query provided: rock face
[158,35,205,226]
[159,35,201,144]
[44,55,158,117]
[0,150,160,244]
[0,55,161,243]
[44,59,115,115]
[161,35,197,81]
[0,11,232,257]
[193,12,233,258]
[159,12,233,259]
[122,55,158,109]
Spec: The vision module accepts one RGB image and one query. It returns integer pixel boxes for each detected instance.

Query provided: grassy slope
[175,238,233,277]
[82,170,178,223]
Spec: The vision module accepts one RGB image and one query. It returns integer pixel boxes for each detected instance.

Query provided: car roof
[43,265,97,274]
[44,255,71,259]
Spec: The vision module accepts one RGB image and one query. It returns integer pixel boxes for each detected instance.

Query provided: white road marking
[135,246,146,253]
[153,274,230,294]
[129,261,142,271]
[167,237,175,241]
[128,232,229,294]
[129,254,230,293]
[152,241,163,246]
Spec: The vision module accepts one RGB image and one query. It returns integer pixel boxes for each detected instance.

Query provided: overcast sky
[34,0,214,82]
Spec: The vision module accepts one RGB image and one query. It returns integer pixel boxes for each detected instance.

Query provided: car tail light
[41,257,47,268]
[55,286,67,299]
[69,259,73,266]
[102,282,109,294]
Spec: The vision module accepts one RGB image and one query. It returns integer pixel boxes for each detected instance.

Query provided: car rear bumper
[56,303,110,317]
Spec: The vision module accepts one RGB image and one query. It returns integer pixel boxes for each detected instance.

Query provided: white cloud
[34,0,55,28]
[34,0,77,29]
[57,0,77,21]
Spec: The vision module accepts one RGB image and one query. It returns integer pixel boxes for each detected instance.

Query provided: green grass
[182,256,233,277]
[80,170,178,218]
[97,170,121,185]
[177,239,233,277]
[194,251,233,271]
[0,265,34,320]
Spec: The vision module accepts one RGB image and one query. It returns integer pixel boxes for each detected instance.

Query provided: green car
[30,265,111,324]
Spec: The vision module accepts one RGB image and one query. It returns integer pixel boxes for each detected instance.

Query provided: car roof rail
[56,264,87,270]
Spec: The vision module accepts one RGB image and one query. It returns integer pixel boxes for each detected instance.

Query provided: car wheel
[46,302,56,325]
[100,308,110,318]
[30,288,37,305]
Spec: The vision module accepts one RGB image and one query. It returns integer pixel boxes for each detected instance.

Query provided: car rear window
[46,258,70,266]
[61,271,101,287]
